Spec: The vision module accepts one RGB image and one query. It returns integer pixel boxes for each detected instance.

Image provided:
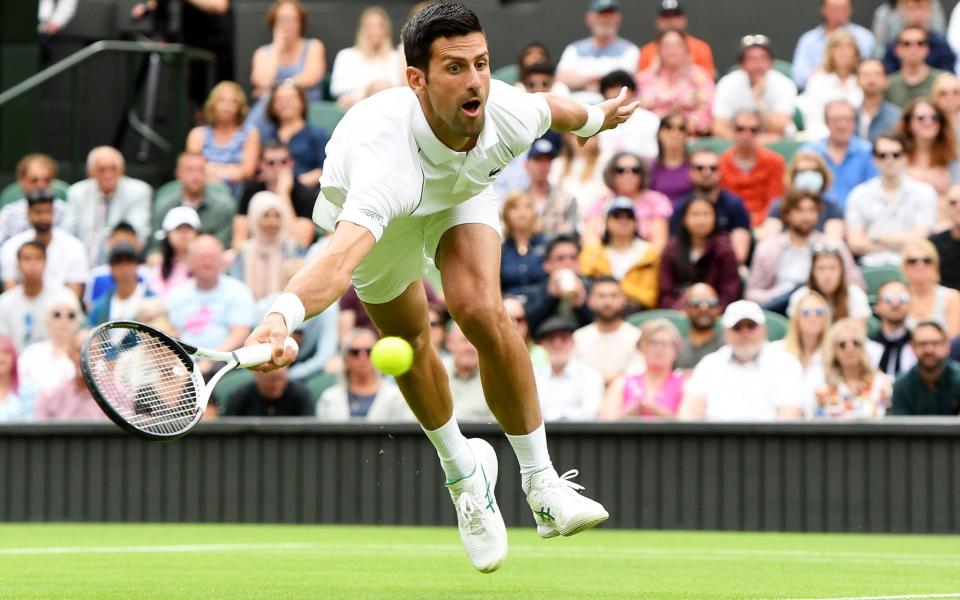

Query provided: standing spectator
[885,25,948,107]
[857,59,903,142]
[882,0,956,73]
[555,0,639,100]
[599,319,684,419]
[62,146,151,266]
[845,133,938,266]
[266,82,328,188]
[890,320,960,415]
[444,322,492,423]
[787,245,873,326]
[505,296,549,369]
[525,235,593,334]
[228,191,303,301]
[0,336,25,421]
[147,207,200,298]
[0,241,66,351]
[595,71,661,161]
[330,6,403,108]
[637,0,715,79]
[774,291,831,415]
[792,0,876,90]
[33,329,104,421]
[805,101,878,209]
[901,239,960,336]
[524,137,578,238]
[718,109,786,227]
[186,82,261,198]
[87,244,153,326]
[930,73,960,142]
[659,197,740,309]
[579,199,660,310]
[635,29,714,136]
[761,151,846,242]
[678,300,807,421]
[650,113,694,208]
[874,0,947,52]
[675,283,724,370]
[870,279,918,376]
[500,191,548,304]
[898,98,959,202]
[713,35,798,142]
[152,153,236,249]
[0,153,64,247]
[817,318,892,419]
[17,289,82,411]
[0,190,87,297]
[673,149,752,264]
[221,367,314,416]
[573,276,640,385]
[533,317,604,421]
[929,184,960,289]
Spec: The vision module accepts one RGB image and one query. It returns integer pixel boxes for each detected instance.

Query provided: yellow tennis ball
[370,336,414,376]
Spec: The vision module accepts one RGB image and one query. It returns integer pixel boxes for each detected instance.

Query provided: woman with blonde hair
[250,0,326,102]
[798,29,863,140]
[330,6,404,108]
[759,150,845,241]
[787,246,871,327]
[901,238,960,336]
[773,291,831,414]
[500,191,548,301]
[229,191,304,301]
[930,72,960,142]
[816,318,891,419]
[16,290,84,411]
[551,133,606,212]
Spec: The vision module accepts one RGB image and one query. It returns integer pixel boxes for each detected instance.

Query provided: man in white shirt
[679,300,807,421]
[246,3,638,572]
[596,70,660,161]
[0,153,65,248]
[444,322,493,423]
[573,276,640,385]
[0,240,67,351]
[534,317,604,421]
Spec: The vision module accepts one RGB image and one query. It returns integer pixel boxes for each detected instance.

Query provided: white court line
[0,543,313,555]
[773,594,960,600]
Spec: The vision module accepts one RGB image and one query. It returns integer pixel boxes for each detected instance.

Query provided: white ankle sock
[505,422,553,494]
[423,416,476,484]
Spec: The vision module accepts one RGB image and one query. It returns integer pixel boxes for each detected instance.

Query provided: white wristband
[572,104,604,137]
[267,292,306,333]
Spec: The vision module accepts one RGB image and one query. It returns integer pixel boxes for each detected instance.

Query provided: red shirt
[638,35,715,80]
[718,146,785,227]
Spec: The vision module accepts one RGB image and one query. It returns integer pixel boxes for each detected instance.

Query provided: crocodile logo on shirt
[488,166,503,178]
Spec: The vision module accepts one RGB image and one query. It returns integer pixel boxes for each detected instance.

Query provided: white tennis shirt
[315,79,552,241]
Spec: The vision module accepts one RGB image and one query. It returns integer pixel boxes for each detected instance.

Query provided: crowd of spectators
[4,0,960,423]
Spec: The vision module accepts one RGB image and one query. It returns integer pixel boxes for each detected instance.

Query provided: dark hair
[545,234,581,260]
[602,207,639,245]
[521,61,556,80]
[873,132,906,153]
[266,82,308,126]
[518,41,550,67]
[898,99,957,168]
[591,275,620,288]
[781,188,823,220]
[656,112,689,166]
[655,28,688,45]
[897,24,928,44]
[672,196,719,284]
[160,237,176,282]
[16,240,46,260]
[599,69,636,95]
[261,139,291,158]
[602,152,649,191]
[111,221,136,237]
[401,2,484,73]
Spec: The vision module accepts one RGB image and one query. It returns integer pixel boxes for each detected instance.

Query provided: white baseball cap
[721,300,766,329]
[155,206,201,240]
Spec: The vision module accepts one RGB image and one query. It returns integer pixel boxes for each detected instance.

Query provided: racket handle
[233,338,298,369]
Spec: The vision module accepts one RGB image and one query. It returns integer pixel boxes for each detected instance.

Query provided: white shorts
[316,189,502,304]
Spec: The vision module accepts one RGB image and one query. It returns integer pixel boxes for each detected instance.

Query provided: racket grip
[233,338,298,369]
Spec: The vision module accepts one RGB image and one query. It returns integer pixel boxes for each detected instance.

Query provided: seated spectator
[17,289,83,411]
[599,319,684,419]
[792,0,876,90]
[673,149,752,263]
[504,295,548,368]
[773,291,831,415]
[518,61,569,97]
[0,336,26,421]
[719,108,787,227]
[83,223,149,309]
[798,32,863,142]
[573,276,641,385]
[33,329,105,421]
[713,35,798,142]
[761,151,846,242]
[316,328,411,421]
[0,241,68,351]
[330,7,403,109]
[135,298,179,338]
[580,199,660,310]
[87,244,153,326]
[637,0,715,78]
[787,245,872,325]
[0,189,87,297]
[816,318,892,419]
[929,184,960,289]
[552,133,607,204]
[152,153,236,250]
[266,82,327,189]
[555,0,639,100]
[62,146,151,266]
[845,133,937,266]
[533,317,604,421]
[890,319,960,414]
[930,72,960,144]
[857,59,903,142]
[804,100,878,208]
[525,235,593,335]
[515,42,552,80]
[584,153,671,250]
[595,70,660,161]
[636,29,714,136]
[221,367,314,416]
[147,207,200,297]
[0,153,64,247]
[675,283,724,370]
[500,191,548,304]
[186,82,260,198]
[885,25,948,107]
[659,196,741,310]
[650,113,694,208]
[870,279,919,376]
[883,2,956,73]
[524,137,578,238]
[899,98,959,204]
[901,238,960,336]
[228,191,303,301]
[428,304,449,358]
[874,0,947,51]
[235,141,317,249]
[444,322,492,423]
[678,300,807,421]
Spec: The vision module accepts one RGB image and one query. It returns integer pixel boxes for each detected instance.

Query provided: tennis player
[250,2,640,573]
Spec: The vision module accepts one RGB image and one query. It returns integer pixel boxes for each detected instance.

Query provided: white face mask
[793,170,824,192]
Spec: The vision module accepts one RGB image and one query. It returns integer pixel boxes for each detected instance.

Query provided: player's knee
[450,294,506,341]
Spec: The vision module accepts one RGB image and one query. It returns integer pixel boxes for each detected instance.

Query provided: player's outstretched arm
[542,86,642,138]
[246,221,376,371]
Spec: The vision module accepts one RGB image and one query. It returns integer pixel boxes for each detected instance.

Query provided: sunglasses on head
[800,307,827,318]
[692,163,719,172]
[874,150,903,160]
[836,339,863,350]
[614,166,642,175]
[734,125,762,134]
[905,256,934,266]
[686,298,719,309]
[732,321,758,332]
[812,242,841,255]
[881,292,911,304]
[347,347,372,357]
[52,310,78,320]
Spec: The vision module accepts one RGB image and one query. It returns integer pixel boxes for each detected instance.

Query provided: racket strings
[85,328,200,435]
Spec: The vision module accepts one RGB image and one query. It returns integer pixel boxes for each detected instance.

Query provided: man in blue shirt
[792,0,876,89]
[856,59,902,142]
[804,100,878,209]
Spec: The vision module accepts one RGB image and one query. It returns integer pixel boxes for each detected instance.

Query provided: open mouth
[461,99,481,117]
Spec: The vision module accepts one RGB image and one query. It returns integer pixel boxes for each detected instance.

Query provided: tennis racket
[80,320,297,441]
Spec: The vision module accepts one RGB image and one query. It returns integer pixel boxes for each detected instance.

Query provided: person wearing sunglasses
[929,184,960,289]
[773,291,832,416]
[787,245,872,328]
[636,29,714,137]
[901,239,960,336]
[869,279,918,376]
[885,25,949,108]
[882,7,956,79]
[890,319,960,415]
[678,300,807,421]
[718,109,787,228]
[676,283,724,371]
[0,153,64,249]
[650,113,694,208]
[33,329,108,421]
[816,318,892,419]
[898,99,959,205]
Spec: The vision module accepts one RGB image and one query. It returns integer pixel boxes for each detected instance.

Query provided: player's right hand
[245,313,297,372]
[596,86,643,134]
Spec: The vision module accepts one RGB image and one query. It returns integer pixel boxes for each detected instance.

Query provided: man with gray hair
[717,108,786,227]
[62,146,152,266]
[803,99,878,209]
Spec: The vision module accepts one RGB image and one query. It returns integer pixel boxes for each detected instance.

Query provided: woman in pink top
[599,319,685,419]
[636,29,714,136]
[147,207,200,297]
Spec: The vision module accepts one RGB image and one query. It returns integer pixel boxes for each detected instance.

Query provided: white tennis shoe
[526,467,609,538]
[445,438,508,573]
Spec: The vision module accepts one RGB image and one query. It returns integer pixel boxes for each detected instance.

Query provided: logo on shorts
[360,209,384,224]
[488,166,503,178]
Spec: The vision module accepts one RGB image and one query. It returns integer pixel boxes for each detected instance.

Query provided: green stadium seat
[764,139,805,161]
[492,64,520,85]
[0,179,70,210]
[763,310,789,341]
[305,372,338,400]
[626,309,690,337]
[724,59,792,79]
[308,101,347,134]
[153,179,232,208]
[867,314,881,338]
[862,265,905,305]
[687,137,732,155]
[212,369,255,410]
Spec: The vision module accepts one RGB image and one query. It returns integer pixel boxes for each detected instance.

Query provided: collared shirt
[315,80,551,241]
[0,199,66,248]
[791,23,877,89]
[533,358,604,422]
[845,176,938,266]
[0,228,89,288]
[686,344,807,421]
[63,176,152,266]
[890,360,960,416]
[164,275,256,350]
[804,137,878,208]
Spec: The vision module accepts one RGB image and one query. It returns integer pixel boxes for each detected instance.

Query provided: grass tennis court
[0,524,957,599]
